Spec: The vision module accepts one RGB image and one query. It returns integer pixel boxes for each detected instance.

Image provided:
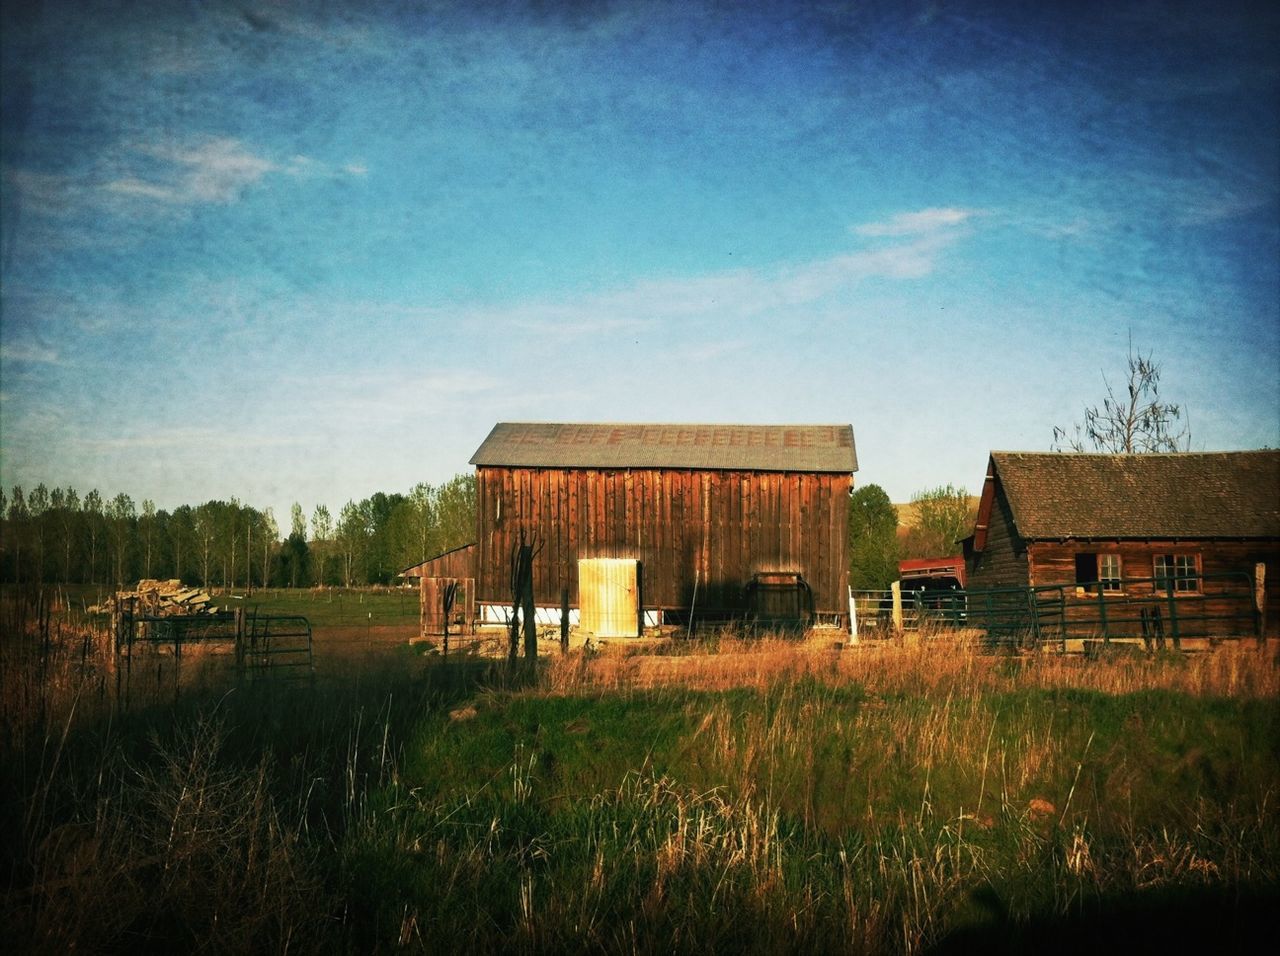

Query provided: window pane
[1100,555,1122,591]
[1154,554,1172,591]
[1174,554,1197,591]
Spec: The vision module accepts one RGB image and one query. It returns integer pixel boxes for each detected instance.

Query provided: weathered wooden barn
[404,543,477,635]
[468,422,858,634]
[963,451,1280,636]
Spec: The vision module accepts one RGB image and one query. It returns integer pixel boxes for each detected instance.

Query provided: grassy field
[56,584,423,630]
[2,588,1277,954]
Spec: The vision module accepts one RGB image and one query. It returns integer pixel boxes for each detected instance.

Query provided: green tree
[336,500,371,587]
[847,484,899,590]
[7,486,28,584]
[107,493,136,586]
[50,486,79,583]
[83,490,104,585]
[169,505,194,584]
[364,491,407,584]
[434,474,476,553]
[409,482,435,562]
[310,504,332,586]
[280,502,311,588]
[258,508,278,589]
[1053,337,1190,453]
[193,502,220,588]
[28,483,50,583]
[222,498,242,589]
[140,499,157,579]
[901,485,974,559]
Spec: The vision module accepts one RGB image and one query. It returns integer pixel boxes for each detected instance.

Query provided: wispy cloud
[0,343,61,364]
[854,207,980,237]
[234,5,381,52]
[79,428,313,451]
[291,370,504,428]
[2,137,378,212]
[105,137,278,204]
[454,212,976,333]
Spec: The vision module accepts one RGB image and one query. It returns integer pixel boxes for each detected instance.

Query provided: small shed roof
[398,543,476,579]
[470,422,858,473]
[986,450,1280,541]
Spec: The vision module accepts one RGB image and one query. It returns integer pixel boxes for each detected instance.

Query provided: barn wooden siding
[475,466,851,617]
[1028,540,1279,636]
[420,576,475,636]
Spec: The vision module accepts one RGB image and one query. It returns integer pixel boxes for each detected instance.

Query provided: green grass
[227,587,421,628]
[342,679,1276,953]
[3,596,1277,954]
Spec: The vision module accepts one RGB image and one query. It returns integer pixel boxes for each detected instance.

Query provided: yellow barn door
[578,558,639,637]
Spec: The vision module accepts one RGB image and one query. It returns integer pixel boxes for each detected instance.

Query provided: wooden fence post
[1256,562,1267,647]
[561,587,570,655]
[522,560,537,667]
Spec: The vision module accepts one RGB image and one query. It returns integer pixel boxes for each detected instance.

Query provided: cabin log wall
[1028,539,1279,636]
[966,481,1029,590]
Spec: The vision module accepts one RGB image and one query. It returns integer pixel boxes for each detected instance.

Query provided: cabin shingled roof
[470,423,858,473]
[990,450,1280,540]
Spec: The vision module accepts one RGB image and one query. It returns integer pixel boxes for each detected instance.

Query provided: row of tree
[0,476,476,589]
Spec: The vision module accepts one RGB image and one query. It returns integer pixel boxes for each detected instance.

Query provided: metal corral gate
[116,608,314,683]
[850,587,966,634]
[967,572,1262,649]
[854,572,1262,649]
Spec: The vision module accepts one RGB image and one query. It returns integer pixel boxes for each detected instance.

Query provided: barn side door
[578,558,640,637]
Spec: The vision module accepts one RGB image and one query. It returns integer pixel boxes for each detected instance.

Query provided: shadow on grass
[928,883,1278,955]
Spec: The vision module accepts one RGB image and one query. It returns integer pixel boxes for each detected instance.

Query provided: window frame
[1154,553,1200,594]
[1074,552,1123,594]
[1098,553,1123,593]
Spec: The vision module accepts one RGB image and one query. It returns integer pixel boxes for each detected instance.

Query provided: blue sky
[2,0,1277,525]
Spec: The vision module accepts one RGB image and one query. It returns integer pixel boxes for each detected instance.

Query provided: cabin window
[1099,554,1122,592]
[1154,554,1198,593]
[1075,553,1122,593]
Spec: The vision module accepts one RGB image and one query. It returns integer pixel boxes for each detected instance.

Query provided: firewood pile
[89,579,217,616]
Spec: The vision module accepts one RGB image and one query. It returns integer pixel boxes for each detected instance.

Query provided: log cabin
[962,451,1280,636]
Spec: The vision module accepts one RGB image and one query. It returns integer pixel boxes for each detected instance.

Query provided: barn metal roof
[470,423,858,473]
[986,450,1280,540]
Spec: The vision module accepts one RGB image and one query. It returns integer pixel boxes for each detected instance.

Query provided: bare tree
[1053,337,1190,453]
[83,489,103,585]
[140,499,157,579]
[107,493,136,586]
[194,503,218,588]
[259,508,278,590]
[28,484,49,583]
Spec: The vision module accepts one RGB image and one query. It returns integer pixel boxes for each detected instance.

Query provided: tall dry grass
[541,629,1280,699]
